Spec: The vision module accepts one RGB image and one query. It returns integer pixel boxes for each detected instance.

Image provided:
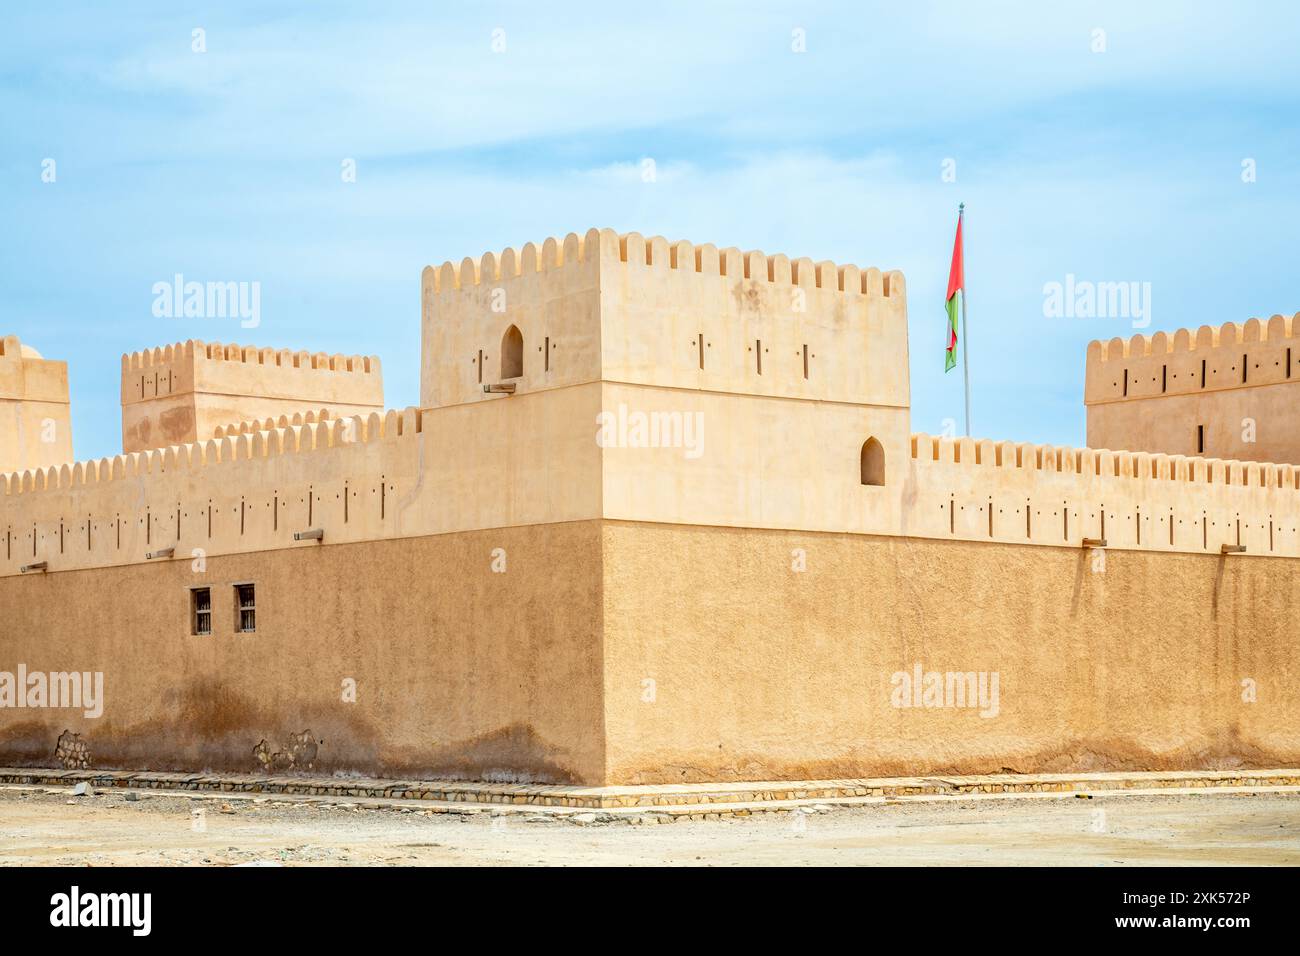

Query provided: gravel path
[2,786,1297,866]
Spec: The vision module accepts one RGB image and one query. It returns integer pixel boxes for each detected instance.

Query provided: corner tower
[420,227,911,535]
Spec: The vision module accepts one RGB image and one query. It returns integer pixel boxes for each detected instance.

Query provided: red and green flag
[945,211,964,372]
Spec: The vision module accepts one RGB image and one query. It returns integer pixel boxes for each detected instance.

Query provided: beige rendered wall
[121,340,383,453]
[0,522,605,782]
[600,521,1300,784]
[1086,315,1300,463]
[0,336,73,474]
[0,393,602,579]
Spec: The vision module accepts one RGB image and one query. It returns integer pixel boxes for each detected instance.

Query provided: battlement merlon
[1084,313,1299,405]
[421,227,909,411]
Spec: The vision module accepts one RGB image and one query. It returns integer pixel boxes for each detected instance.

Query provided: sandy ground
[1,787,1298,866]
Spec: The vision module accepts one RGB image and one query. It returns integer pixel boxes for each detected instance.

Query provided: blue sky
[3,1,1298,461]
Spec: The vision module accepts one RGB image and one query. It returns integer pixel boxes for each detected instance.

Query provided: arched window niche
[860,437,885,486]
[500,325,523,379]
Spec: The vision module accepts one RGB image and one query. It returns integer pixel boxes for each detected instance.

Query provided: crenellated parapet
[0,407,425,576]
[1085,314,1299,404]
[909,432,1300,556]
[210,408,333,440]
[420,227,908,412]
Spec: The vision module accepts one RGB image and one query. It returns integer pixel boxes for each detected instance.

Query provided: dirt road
[2,786,1297,866]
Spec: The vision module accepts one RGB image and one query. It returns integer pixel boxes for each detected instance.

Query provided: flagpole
[959,202,971,437]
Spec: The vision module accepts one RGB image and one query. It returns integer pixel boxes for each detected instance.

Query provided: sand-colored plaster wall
[600,521,1300,784]
[1085,315,1300,464]
[0,522,605,782]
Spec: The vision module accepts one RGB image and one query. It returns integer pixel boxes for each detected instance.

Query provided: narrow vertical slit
[1161,364,1167,393]
[1270,519,1274,552]
[146,510,150,545]
[1122,369,1128,397]
[207,504,211,538]
[381,478,386,520]
[1063,505,1069,541]
[544,336,550,372]
[1236,518,1241,547]
[1200,358,1206,388]
[1288,347,1292,378]
[240,499,245,535]
[698,334,704,370]
[308,487,314,526]
[344,483,349,523]
[949,498,954,534]
[59,520,64,554]
[1025,503,1031,539]
[86,518,91,552]
[1197,424,1205,455]
[274,494,278,531]
[477,349,483,384]
[1136,508,1141,546]
[802,344,809,380]
[1242,354,1248,384]
[755,339,762,375]
[1169,511,1174,546]
[987,499,993,537]
[1202,515,1207,550]
[116,517,121,550]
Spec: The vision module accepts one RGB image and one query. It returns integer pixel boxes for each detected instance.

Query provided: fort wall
[0,522,606,782]
[1085,315,1300,463]
[4,229,1300,784]
[600,521,1300,784]
[1,391,602,578]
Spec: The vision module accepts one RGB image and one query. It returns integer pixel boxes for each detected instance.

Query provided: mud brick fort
[1,229,1297,785]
